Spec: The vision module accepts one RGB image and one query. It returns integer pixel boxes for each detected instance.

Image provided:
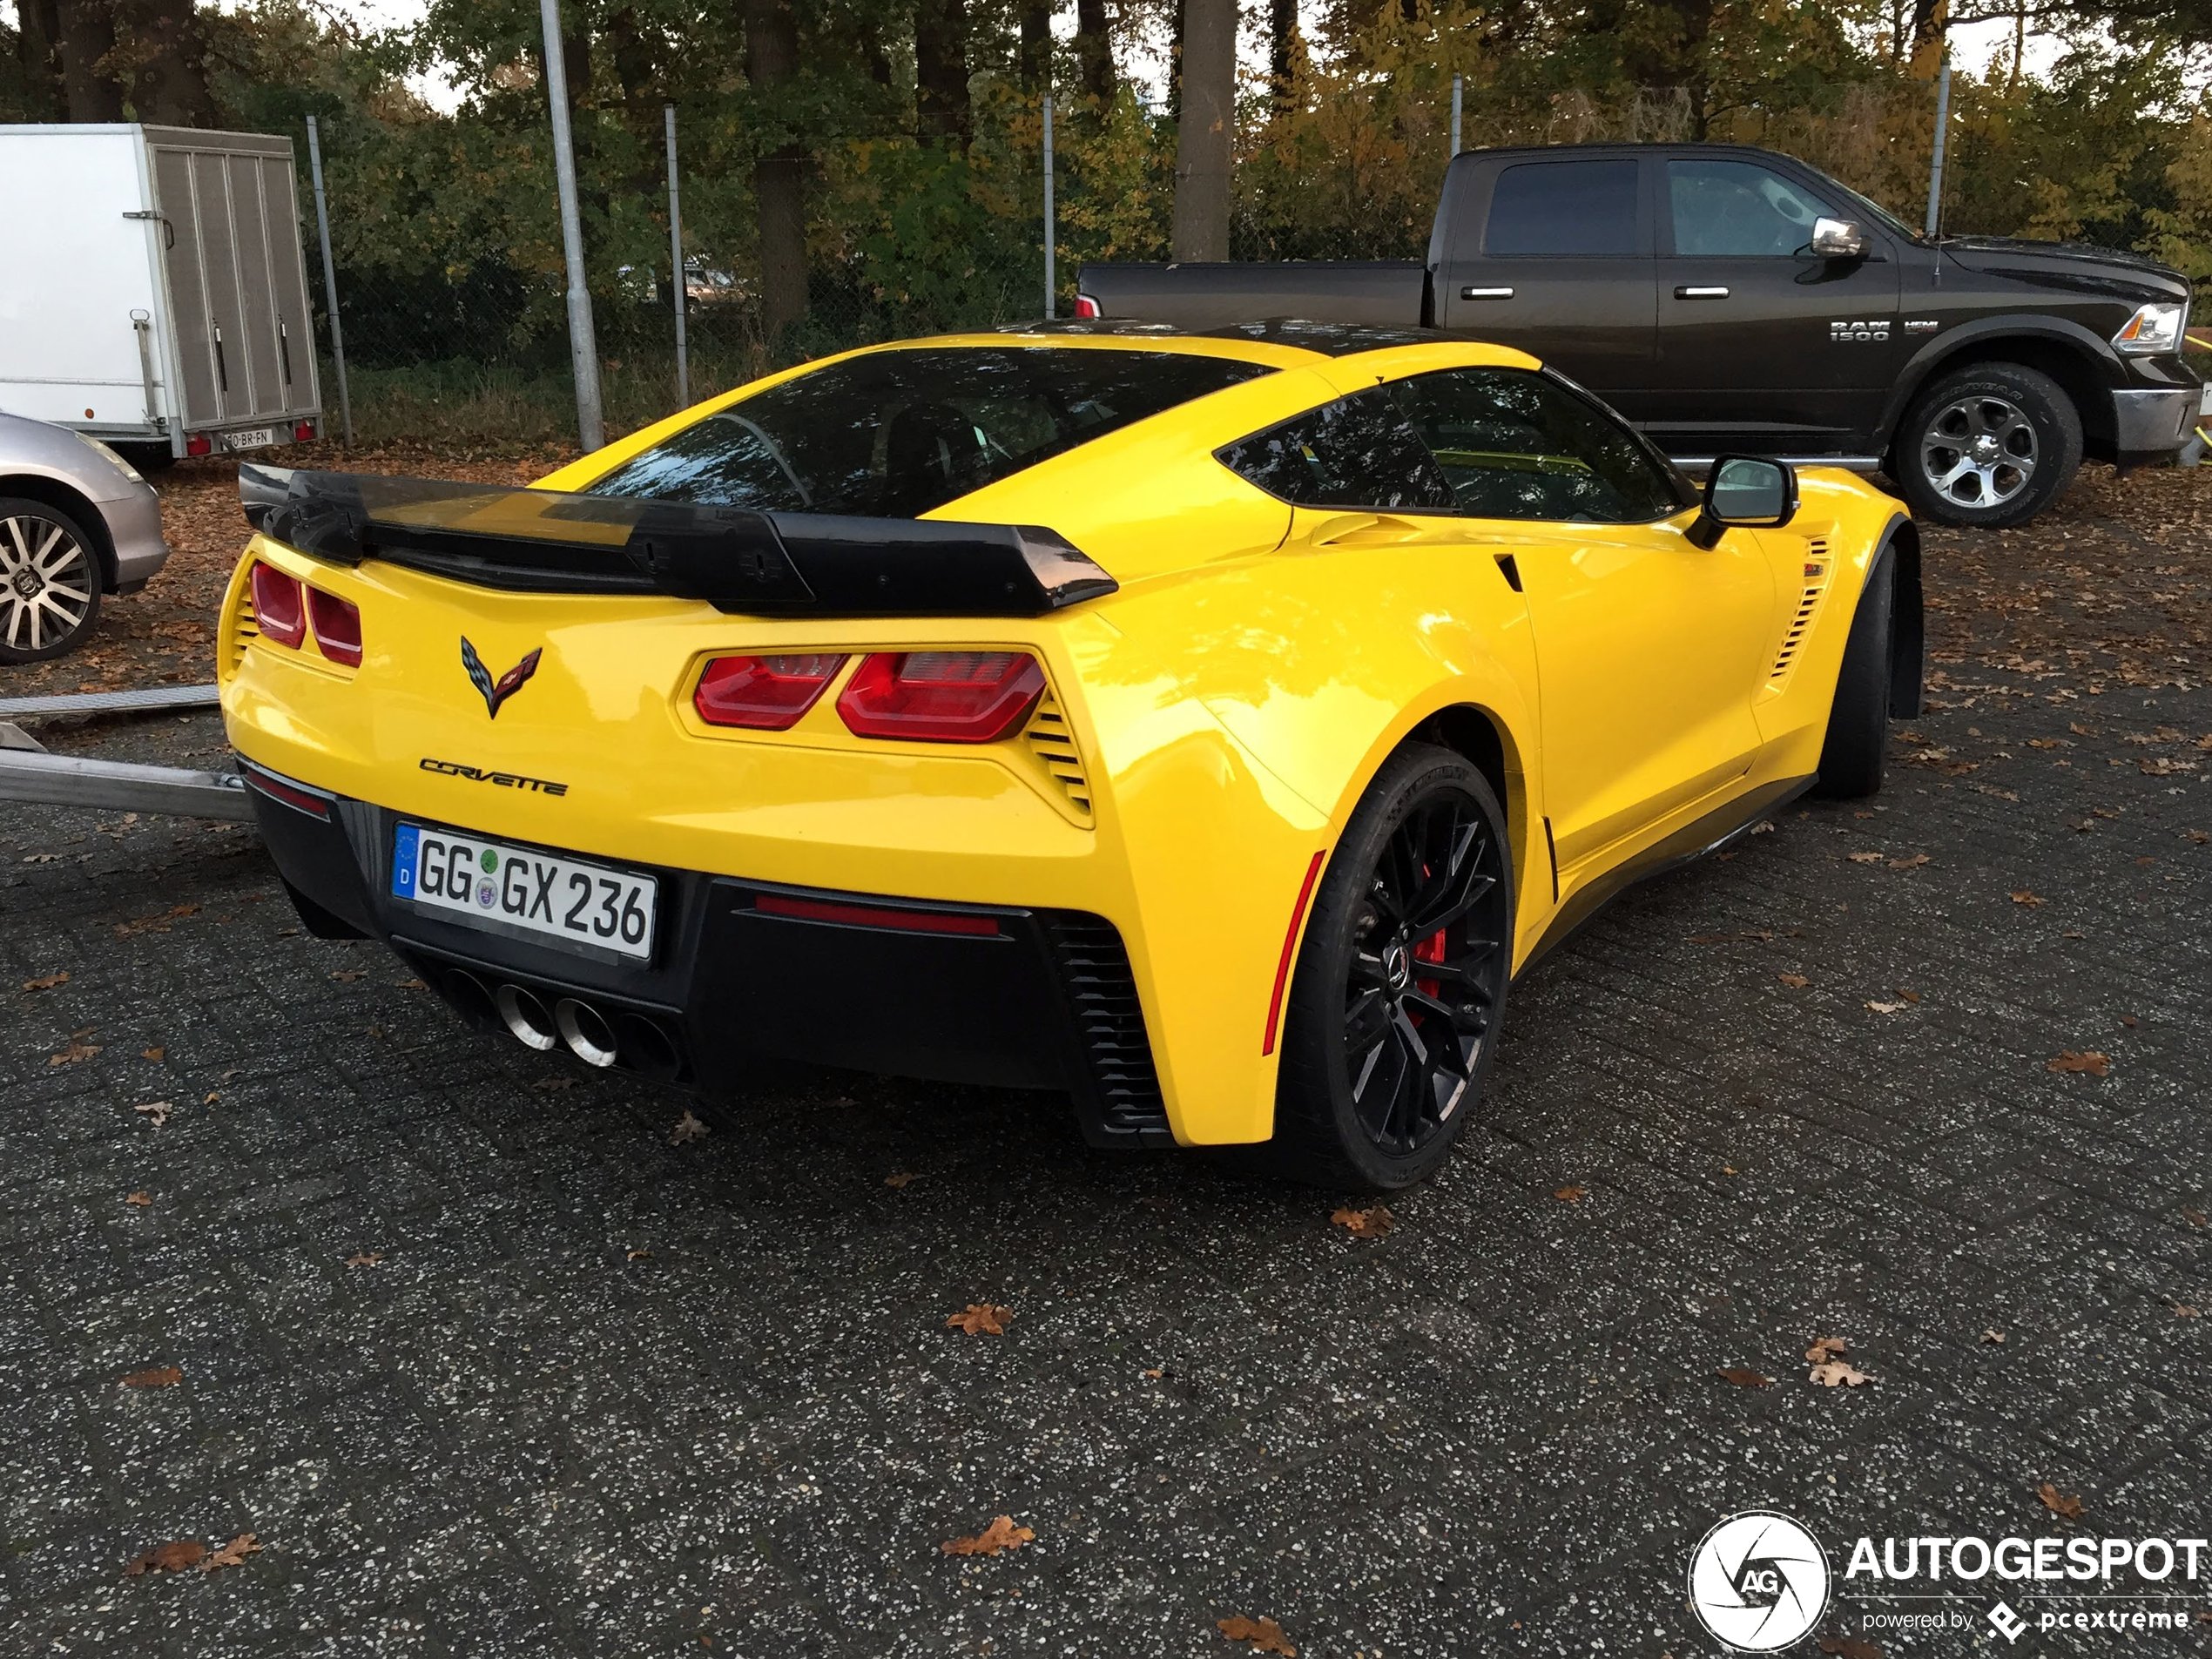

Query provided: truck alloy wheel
[1919,393,2038,511]
[1896,363,2081,529]
[0,502,101,662]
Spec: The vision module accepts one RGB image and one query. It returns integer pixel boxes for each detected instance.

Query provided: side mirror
[1811,217,1866,260]
[1685,456,1798,548]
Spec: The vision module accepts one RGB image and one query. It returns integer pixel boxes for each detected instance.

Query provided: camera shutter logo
[1687,1511,1831,1651]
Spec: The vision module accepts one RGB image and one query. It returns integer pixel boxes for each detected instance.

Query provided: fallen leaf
[2037,1482,2084,1520]
[1886,853,1930,870]
[947,1303,1012,1336]
[1817,1638,1883,1659]
[1716,1366,1772,1388]
[2048,1051,2110,1076]
[132,1101,172,1128]
[201,1533,260,1574]
[625,1248,653,1262]
[2169,1301,2200,1318]
[533,1076,575,1092]
[1217,1615,1298,1655]
[2183,1210,2208,1229]
[940,1515,1032,1556]
[141,1046,165,1062]
[1847,850,1885,863]
[1331,1204,1394,1238]
[1981,1329,2007,1345]
[884,1170,921,1188]
[125,1190,151,1207]
[1865,1000,1907,1015]
[1811,1359,1874,1386]
[670,1109,710,1144]
[21,971,68,992]
[1553,1186,1585,1203]
[124,1539,206,1575]
[1896,989,1922,1003]
[1750,820,1775,835]
[2119,1015,2138,1028]
[49,1039,101,1066]
[1143,1367,1163,1379]
[329,969,364,982]
[344,1251,383,1268]
[395,978,425,989]
[1806,1335,1849,1364]
[1777,972,1809,988]
[120,1366,182,1389]
[1722,1164,1739,1176]
[202,1090,219,1104]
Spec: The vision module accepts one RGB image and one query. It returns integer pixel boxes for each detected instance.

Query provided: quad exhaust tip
[469,974,627,1071]
[495,983,559,1052]
[555,997,619,1068]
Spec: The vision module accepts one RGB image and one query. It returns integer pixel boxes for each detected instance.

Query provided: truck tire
[1268,745,1512,1192]
[0,496,103,663]
[1811,547,1897,799]
[1894,362,2081,529]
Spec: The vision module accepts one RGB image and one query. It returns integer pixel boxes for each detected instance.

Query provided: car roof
[1001,317,1453,358]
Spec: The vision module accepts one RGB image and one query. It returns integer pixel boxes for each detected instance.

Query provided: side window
[1669,159,1834,258]
[1484,160,1641,257]
[1217,389,1453,512]
[1386,368,1686,524]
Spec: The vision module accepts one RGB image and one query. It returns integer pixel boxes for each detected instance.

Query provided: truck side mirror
[1686,456,1799,548]
[1811,217,1866,260]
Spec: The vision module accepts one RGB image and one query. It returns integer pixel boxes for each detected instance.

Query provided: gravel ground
[2,460,2209,1657]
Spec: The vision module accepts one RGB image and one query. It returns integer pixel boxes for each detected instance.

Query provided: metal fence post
[1042,92,1055,320]
[1925,49,1952,239]
[665,102,688,408]
[1450,74,1462,161]
[304,115,353,448]
[539,0,604,453]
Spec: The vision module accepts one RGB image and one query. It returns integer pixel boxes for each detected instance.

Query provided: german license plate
[224,427,275,451]
[392,823,656,959]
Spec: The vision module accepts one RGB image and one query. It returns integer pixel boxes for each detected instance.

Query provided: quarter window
[1669,159,1835,259]
[1217,389,1453,512]
[1484,160,1641,257]
[1385,368,1688,523]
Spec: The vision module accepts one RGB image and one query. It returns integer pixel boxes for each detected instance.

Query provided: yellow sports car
[219,323,1919,1190]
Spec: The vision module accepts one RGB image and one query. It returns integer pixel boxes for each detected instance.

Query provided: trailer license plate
[392,824,656,960]
[224,427,275,451]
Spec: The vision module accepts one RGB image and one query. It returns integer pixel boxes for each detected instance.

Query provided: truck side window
[1484,161,1640,257]
[1669,159,1834,258]
[1216,389,1453,512]
[1386,368,1686,524]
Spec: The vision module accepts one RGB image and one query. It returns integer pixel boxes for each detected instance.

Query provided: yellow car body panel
[219,331,1910,1150]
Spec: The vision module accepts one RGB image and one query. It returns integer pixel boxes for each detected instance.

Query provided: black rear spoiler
[237,464,1116,617]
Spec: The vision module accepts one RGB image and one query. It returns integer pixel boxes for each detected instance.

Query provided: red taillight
[293,420,317,442]
[1074,293,1101,319]
[694,653,848,729]
[185,435,212,457]
[836,651,1047,744]
[308,588,361,666]
[249,561,305,648]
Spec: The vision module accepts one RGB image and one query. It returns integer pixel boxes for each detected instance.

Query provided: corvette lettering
[419,757,569,795]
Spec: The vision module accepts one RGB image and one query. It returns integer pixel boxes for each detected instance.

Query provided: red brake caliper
[1413,928,1447,1001]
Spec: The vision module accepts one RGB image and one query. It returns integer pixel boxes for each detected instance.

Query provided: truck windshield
[586,346,1272,517]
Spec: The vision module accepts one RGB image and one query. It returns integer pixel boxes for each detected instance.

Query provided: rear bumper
[240,758,1174,1149]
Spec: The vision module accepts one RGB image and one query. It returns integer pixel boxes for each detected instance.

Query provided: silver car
[0,412,170,662]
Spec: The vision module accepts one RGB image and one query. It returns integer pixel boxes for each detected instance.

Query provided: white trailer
[0,124,325,462]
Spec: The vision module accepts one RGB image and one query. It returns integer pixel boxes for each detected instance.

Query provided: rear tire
[0,496,103,663]
[1267,745,1513,1192]
[1812,550,1897,799]
[1894,362,2080,529]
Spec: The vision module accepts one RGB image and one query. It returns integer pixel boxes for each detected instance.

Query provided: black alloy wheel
[1270,745,1513,1191]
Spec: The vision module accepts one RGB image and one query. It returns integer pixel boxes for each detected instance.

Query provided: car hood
[1939,236,2188,302]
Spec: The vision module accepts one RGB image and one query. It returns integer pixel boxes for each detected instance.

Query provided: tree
[56,0,125,120]
[1020,0,1053,92]
[745,0,808,338]
[116,0,220,125]
[915,0,970,145]
[1074,0,1112,106]
[1170,0,1231,259]
[13,0,69,120]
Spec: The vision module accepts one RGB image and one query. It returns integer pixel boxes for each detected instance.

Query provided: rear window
[586,347,1271,518]
[1485,160,1641,257]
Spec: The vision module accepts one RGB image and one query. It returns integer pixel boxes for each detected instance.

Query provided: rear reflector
[835,651,1045,744]
[293,420,317,442]
[1074,294,1102,319]
[754,892,1000,936]
[307,588,362,666]
[240,763,331,819]
[249,561,306,648]
[185,435,212,457]
[694,653,848,729]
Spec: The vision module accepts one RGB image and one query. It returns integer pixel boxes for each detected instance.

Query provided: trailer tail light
[307,588,361,666]
[694,653,848,729]
[836,651,1046,744]
[185,435,212,457]
[293,419,318,442]
[249,562,306,648]
[1074,293,1101,319]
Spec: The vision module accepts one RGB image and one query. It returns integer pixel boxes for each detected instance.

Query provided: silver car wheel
[1919,394,2037,510]
[0,512,97,654]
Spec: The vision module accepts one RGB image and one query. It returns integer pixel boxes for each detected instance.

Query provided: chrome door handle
[1674,286,1730,299]
[1460,287,1514,300]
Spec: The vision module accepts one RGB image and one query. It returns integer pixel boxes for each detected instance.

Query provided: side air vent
[1768,536,1830,686]
[226,590,260,675]
[1023,691,1093,820]
[1045,914,1171,1147]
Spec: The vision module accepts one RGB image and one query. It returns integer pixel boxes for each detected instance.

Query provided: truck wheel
[1895,362,2080,529]
[1268,745,1512,1192]
[0,497,103,663]
[1812,547,1897,799]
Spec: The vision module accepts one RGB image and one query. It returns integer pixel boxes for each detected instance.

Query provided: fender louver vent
[1768,537,1830,686]
[1045,914,1170,1146]
[226,591,260,675]
[1023,691,1092,819]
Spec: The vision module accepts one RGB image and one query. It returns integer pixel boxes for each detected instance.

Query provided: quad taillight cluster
[249,560,361,667]
[693,650,1046,744]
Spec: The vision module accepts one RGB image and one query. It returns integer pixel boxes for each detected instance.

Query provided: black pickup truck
[1077,142,2204,529]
